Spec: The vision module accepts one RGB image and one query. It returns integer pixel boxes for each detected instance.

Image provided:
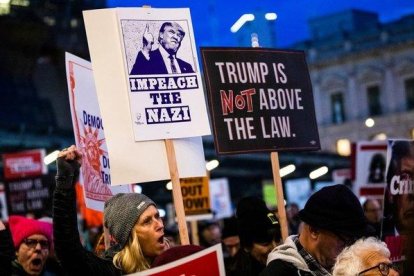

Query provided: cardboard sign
[353,141,387,198]
[5,176,51,215]
[201,47,320,154]
[3,149,47,180]
[83,8,211,142]
[181,177,211,217]
[131,243,225,276]
[65,52,206,187]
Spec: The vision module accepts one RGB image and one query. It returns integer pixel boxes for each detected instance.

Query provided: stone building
[292,9,414,154]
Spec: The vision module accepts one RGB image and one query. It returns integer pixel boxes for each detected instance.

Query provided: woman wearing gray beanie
[53,145,168,275]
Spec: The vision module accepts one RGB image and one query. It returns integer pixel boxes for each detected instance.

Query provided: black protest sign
[5,176,52,215]
[201,47,320,154]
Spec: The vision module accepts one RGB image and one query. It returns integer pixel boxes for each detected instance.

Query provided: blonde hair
[113,225,150,273]
[112,224,170,274]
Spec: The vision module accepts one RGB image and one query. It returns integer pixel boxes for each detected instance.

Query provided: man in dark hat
[261,184,368,276]
[227,196,281,276]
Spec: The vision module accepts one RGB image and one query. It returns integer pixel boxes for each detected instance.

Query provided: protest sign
[65,53,133,210]
[3,149,47,180]
[201,47,320,154]
[5,176,52,216]
[209,178,232,219]
[83,8,210,142]
[354,141,387,198]
[132,243,225,276]
[181,177,212,219]
[382,139,414,262]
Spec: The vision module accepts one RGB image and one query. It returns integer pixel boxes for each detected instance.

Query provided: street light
[230,14,255,33]
[309,166,328,179]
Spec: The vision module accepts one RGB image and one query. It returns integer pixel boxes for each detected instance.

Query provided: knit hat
[104,193,156,248]
[8,215,53,249]
[151,245,204,267]
[236,196,281,247]
[299,184,367,239]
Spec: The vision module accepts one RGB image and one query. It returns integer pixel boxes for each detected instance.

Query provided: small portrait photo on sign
[121,20,196,75]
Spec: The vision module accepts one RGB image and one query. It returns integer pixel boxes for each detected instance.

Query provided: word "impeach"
[129,75,199,92]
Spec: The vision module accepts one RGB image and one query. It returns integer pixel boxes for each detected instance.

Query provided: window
[331,93,346,124]
[367,85,382,116]
[405,78,414,110]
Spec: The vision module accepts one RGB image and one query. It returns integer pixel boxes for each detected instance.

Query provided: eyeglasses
[357,262,397,276]
[23,238,49,250]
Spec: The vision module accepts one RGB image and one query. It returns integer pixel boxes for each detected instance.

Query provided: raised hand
[55,145,82,189]
[142,23,154,52]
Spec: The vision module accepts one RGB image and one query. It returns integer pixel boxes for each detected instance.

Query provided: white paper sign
[65,52,132,210]
[354,141,387,198]
[209,178,233,219]
[83,7,211,142]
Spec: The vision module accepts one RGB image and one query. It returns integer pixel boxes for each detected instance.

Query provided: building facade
[292,9,414,154]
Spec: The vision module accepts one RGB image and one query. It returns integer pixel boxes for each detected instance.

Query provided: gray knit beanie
[104,193,156,248]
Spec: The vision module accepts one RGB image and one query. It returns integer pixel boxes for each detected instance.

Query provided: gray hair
[332,237,390,276]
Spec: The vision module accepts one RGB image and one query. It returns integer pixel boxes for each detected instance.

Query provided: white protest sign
[83,7,211,141]
[209,178,233,219]
[354,141,387,198]
[65,52,132,210]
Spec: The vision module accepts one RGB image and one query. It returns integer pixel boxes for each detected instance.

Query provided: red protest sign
[3,149,47,180]
[135,244,225,276]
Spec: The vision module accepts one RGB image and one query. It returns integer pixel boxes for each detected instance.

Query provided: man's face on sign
[159,23,185,54]
[395,154,414,233]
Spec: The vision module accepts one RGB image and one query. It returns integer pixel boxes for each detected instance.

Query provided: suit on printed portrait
[130,48,194,75]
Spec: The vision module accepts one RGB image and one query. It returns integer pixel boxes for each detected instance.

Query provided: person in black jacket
[262,185,368,276]
[227,196,281,276]
[53,145,168,275]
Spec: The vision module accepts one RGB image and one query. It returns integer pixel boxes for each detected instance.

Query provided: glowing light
[166,181,172,190]
[365,118,375,127]
[133,185,142,194]
[373,133,387,140]
[230,14,255,33]
[280,164,296,177]
[309,166,328,179]
[44,150,60,165]
[206,160,219,171]
[265,13,277,20]
[336,139,351,156]
[158,209,166,217]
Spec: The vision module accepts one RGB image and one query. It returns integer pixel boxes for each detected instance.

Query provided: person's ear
[308,225,320,240]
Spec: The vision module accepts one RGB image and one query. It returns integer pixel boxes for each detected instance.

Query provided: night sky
[107,0,414,47]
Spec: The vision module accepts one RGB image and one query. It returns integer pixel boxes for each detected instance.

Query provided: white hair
[332,237,390,276]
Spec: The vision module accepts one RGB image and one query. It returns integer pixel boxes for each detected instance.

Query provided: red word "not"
[220,88,256,115]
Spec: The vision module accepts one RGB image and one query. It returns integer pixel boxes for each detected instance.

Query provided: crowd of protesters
[0,144,413,275]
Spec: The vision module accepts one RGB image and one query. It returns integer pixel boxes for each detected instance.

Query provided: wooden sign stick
[165,139,190,245]
[190,220,200,245]
[270,152,289,241]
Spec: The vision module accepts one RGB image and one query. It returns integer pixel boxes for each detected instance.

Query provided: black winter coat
[53,187,121,275]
